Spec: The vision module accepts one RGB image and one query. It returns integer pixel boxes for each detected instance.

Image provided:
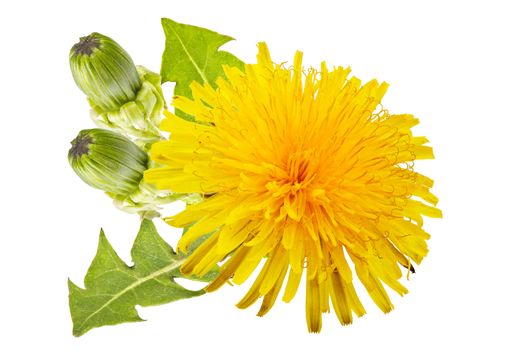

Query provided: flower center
[285,149,316,190]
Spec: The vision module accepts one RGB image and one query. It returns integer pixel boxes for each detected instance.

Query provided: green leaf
[68,219,210,337]
[160,18,245,120]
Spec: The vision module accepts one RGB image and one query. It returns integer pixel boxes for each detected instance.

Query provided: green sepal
[90,66,166,150]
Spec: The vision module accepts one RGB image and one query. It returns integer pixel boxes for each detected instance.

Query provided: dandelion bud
[70,33,166,149]
[68,129,200,218]
[68,129,147,196]
[70,33,141,112]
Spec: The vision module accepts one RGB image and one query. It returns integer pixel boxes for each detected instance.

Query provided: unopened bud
[68,129,199,218]
[68,128,147,196]
[70,33,141,112]
[70,33,165,149]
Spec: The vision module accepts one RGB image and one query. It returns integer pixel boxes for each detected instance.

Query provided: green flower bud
[68,129,200,218]
[70,33,166,150]
[70,33,141,112]
[68,128,147,196]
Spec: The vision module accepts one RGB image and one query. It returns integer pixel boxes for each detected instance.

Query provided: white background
[1,0,512,348]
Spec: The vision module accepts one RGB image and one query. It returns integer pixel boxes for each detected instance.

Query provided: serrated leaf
[68,219,209,337]
[160,18,245,120]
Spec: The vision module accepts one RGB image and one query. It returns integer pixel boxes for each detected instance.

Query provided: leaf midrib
[168,25,209,84]
[76,259,184,334]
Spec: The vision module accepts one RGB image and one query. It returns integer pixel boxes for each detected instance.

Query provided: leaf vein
[168,26,209,84]
[76,258,184,331]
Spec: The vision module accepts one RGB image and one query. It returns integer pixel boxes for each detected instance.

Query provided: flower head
[145,43,441,332]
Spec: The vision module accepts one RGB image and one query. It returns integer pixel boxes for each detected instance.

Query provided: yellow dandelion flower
[145,42,442,332]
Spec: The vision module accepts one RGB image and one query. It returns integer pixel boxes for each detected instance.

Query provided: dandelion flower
[145,42,442,332]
